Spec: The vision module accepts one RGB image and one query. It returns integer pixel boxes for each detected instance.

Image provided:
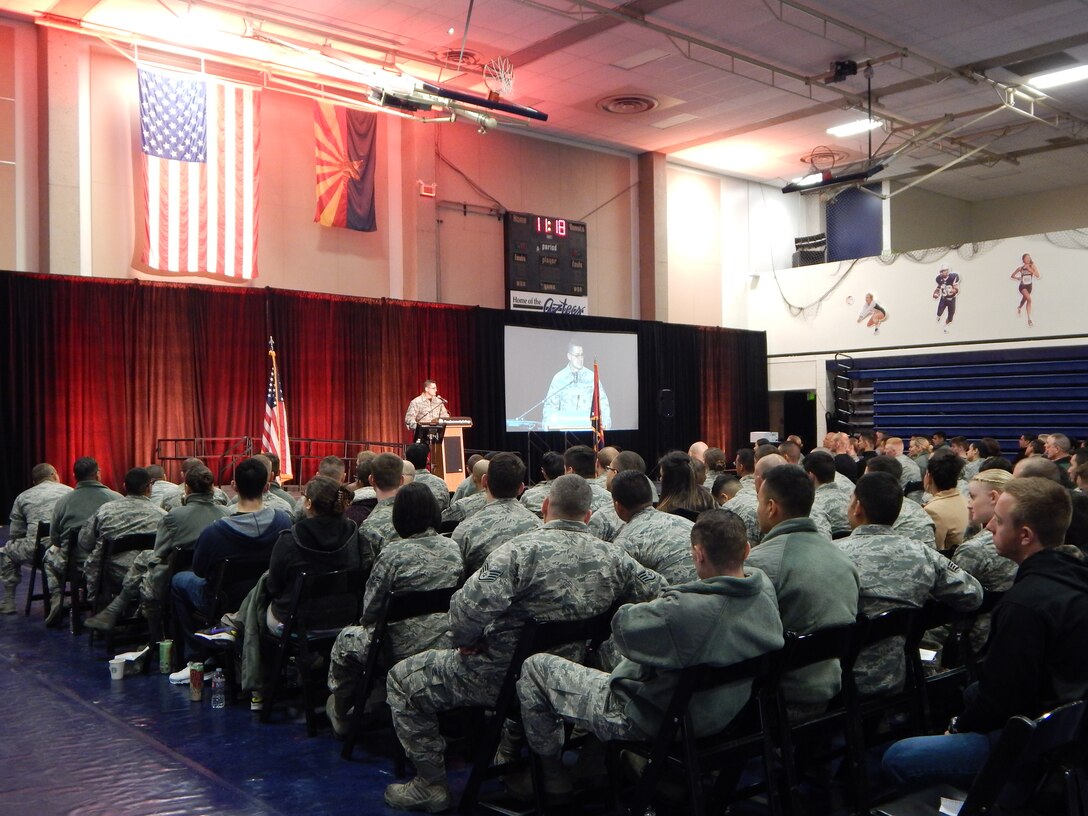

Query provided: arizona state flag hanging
[314,101,378,232]
[591,360,605,451]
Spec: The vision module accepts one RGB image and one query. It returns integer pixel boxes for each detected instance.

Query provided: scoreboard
[503,211,588,301]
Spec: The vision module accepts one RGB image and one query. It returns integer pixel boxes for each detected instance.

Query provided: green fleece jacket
[609,569,784,738]
[746,516,860,706]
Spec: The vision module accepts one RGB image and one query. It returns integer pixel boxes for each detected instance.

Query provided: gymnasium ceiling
[7,0,1088,201]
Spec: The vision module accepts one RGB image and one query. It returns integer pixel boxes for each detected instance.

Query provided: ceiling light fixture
[781,162,886,194]
[826,117,882,138]
[1028,64,1088,89]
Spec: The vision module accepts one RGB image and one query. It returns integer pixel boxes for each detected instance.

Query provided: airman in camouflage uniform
[454,499,542,575]
[588,503,624,542]
[360,497,398,555]
[611,471,696,584]
[811,482,851,538]
[85,468,230,632]
[723,475,760,544]
[950,529,1016,653]
[895,493,938,547]
[80,470,166,604]
[838,472,983,696]
[451,452,542,574]
[520,481,553,519]
[383,474,665,811]
[42,458,123,620]
[0,464,72,612]
[328,528,464,706]
[439,490,487,527]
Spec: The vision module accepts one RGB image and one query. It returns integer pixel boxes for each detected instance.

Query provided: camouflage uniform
[894,498,938,548]
[385,518,665,783]
[519,481,552,519]
[451,498,542,575]
[1,479,72,589]
[230,489,296,517]
[588,503,624,542]
[80,496,166,603]
[328,530,464,702]
[723,476,761,545]
[440,490,487,527]
[414,471,452,511]
[810,482,851,539]
[588,482,615,514]
[613,506,696,584]
[833,470,856,491]
[150,480,183,509]
[950,529,1017,653]
[452,476,476,503]
[836,524,983,696]
[895,454,924,502]
[43,480,123,597]
[360,497,398,557]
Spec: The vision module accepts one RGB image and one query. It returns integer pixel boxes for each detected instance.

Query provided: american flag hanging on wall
[261,337,293,481]
[138,67,260,279]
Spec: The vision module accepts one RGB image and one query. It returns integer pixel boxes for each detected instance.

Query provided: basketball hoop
[484,56,514,98]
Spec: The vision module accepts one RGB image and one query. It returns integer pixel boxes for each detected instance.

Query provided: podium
[420,417,473,491]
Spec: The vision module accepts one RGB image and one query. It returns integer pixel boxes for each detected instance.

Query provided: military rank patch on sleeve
[479,567,505,583]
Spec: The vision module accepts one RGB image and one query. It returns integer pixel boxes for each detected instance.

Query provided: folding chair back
[24,522,50,616]
[260,569,368,735]
[458,607,618,814]
[340,585,459,761]
[93,533,157,612]
[615,651,780,816]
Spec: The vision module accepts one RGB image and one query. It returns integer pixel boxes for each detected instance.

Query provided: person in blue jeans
[882,477,1088,789]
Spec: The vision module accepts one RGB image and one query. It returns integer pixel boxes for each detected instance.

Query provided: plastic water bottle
[210,668,226,709]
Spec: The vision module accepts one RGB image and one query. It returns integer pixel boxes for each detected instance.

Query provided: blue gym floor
[0,555,473,816]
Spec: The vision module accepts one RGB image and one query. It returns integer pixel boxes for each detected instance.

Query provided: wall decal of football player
[857,292,888,334]
[1011,253,1040,328]
[932,266,960,333]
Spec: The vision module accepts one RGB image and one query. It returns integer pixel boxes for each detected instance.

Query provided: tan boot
[84,589,134,631]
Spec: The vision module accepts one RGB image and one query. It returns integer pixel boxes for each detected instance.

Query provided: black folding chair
[607,650,781,816]
[89,532,157,655]
[458,608,618,815]
[872,700,1088,816]
[340,585,459,762]
[260,569,368,736]
[24,522,50,617]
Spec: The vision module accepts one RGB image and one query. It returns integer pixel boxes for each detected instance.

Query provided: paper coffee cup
[109,658,126,680]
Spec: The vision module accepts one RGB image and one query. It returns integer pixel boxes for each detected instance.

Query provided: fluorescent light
[1028,64,1088,89]
[826,118,882,137]
[789,172,825,187]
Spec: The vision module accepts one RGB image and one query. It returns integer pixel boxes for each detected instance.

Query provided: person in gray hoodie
[510,509,784,799]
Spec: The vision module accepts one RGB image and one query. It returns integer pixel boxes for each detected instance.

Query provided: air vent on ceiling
[596,94,659,114]
[1003,52,1078,77]
[434,48,482,67]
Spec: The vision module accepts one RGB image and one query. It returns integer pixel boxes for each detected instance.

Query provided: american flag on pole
[591,360,605,451]
[138,67,260,279]
[262,338,293,481]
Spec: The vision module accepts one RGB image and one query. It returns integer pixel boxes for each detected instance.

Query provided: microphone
[437,396,449,404]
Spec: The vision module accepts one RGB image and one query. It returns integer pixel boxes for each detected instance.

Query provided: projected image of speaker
[503,326,639,432]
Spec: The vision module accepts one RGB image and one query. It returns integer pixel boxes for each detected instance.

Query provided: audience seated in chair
[509,509,783,801]
[882,477,1088,790]
[0,463,71,615]
[326,481,464,738]
[381,473,666,813]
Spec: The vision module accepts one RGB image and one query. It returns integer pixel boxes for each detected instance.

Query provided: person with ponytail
[265,475,365,636]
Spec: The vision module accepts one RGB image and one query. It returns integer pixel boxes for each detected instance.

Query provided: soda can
[189,661,204,702]
[159,640,173,673]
